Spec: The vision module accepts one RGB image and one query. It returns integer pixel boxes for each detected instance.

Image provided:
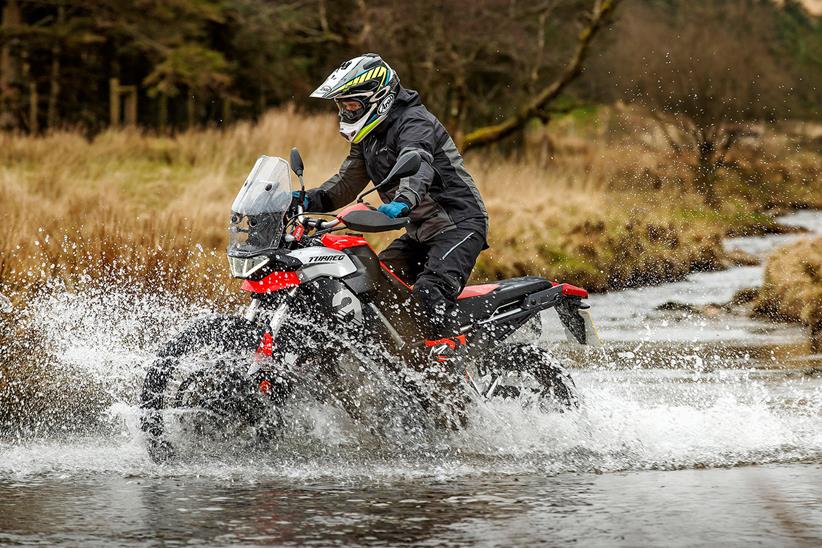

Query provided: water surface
[1,211,821,546]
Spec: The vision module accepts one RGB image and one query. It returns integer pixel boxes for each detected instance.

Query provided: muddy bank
[514,210,808,294]
[577,210,822,347]
[753,236,822,351]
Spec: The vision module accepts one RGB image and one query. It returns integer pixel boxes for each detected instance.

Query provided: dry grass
[0,106,820,306]
[754,237,822,351]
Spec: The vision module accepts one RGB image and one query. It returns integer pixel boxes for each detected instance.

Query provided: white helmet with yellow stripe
[311,53,399,144]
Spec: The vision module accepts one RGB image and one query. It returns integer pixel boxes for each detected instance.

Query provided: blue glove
[291,191,310,209]
[378,201,410,219]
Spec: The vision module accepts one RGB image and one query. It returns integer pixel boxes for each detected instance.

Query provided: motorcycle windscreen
[228,156,292,260]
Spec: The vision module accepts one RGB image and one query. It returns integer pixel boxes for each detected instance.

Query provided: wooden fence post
[122,85,137,126]
[158,94,168,132]
[110,78,120,127]
[28,81,38,132]
[187,94,195,129]
[110,78,138,127]
[222,97,231,126]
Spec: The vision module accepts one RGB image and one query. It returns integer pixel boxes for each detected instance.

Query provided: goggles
[335,98,368,123]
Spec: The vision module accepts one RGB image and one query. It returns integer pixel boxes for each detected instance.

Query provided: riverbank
[1,108,820,305]
[754,236,822,351]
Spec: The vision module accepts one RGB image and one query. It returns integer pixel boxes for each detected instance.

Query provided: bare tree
[364,0,530,140]
[461,0,620,151]
[355,0,619,150]
[603,0,795,207]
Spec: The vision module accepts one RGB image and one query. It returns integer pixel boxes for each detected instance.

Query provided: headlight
[228,255,270,278]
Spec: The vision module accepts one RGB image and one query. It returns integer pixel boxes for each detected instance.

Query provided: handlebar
[288,201,405,240]
[307,217,341,230]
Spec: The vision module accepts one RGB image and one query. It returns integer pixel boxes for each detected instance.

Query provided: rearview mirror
[290,147,304,177]
[357,150,422,203]
[378,150,421,187]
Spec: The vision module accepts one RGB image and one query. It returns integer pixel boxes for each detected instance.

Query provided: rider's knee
[413,272,460,305]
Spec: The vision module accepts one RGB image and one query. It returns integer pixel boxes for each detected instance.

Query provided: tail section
[556,298,601,346]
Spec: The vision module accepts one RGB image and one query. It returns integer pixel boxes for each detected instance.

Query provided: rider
[304,53,488,368]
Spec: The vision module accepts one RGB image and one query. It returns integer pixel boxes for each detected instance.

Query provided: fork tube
[482,374,502,399]
[243,298,261,321]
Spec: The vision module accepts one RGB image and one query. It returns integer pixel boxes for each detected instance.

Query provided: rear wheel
[471,343,578,410]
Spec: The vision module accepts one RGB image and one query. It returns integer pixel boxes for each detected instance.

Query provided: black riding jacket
[309,86,488,243]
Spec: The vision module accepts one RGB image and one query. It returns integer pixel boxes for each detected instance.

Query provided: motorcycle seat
[455,276,554,321]
[458,283,501,299]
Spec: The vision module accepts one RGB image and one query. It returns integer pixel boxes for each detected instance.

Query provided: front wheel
[471,343,578,410]
[139,315,271,462]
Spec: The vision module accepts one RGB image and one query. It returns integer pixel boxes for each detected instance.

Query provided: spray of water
[1,279,820,481]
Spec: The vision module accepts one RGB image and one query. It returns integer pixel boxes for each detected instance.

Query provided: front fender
[158,315,264,358]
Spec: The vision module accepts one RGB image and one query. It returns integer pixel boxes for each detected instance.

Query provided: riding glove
[291,191,310,210]
[378,200,410,218]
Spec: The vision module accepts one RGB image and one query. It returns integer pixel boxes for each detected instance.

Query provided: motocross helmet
[311,53,399,144]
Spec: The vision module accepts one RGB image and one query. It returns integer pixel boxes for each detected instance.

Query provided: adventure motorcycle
[139,148,600,462]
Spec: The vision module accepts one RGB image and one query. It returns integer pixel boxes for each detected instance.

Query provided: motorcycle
[139,148,600,462]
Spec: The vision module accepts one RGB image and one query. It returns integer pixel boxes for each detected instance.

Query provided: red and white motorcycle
[140,148,599,462]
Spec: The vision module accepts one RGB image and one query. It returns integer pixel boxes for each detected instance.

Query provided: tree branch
[648,110,683,154]
[461,0,620,152]
[352,0,371,49]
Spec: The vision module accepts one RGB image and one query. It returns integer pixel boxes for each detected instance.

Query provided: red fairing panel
[241,271,301,293]
[321,233,412,290]
[320,233,369,250]
[458,283,501,299]
[558,283,589,298]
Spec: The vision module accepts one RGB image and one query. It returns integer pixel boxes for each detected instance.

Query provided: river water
[1,212,821,546]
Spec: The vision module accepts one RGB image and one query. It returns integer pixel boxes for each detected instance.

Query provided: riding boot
[424,334,467,365]
[419,334,469,429]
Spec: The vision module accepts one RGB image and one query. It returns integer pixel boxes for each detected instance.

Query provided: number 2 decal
[332,287,363,321]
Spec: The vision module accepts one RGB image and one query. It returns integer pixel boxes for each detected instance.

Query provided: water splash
[1,282,820,480]
[0,292,12,314]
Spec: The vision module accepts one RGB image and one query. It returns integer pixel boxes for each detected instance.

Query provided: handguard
[339,205,409,233]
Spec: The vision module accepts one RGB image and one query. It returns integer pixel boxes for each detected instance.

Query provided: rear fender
[520,283,599,346]
[555,299,601,346]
